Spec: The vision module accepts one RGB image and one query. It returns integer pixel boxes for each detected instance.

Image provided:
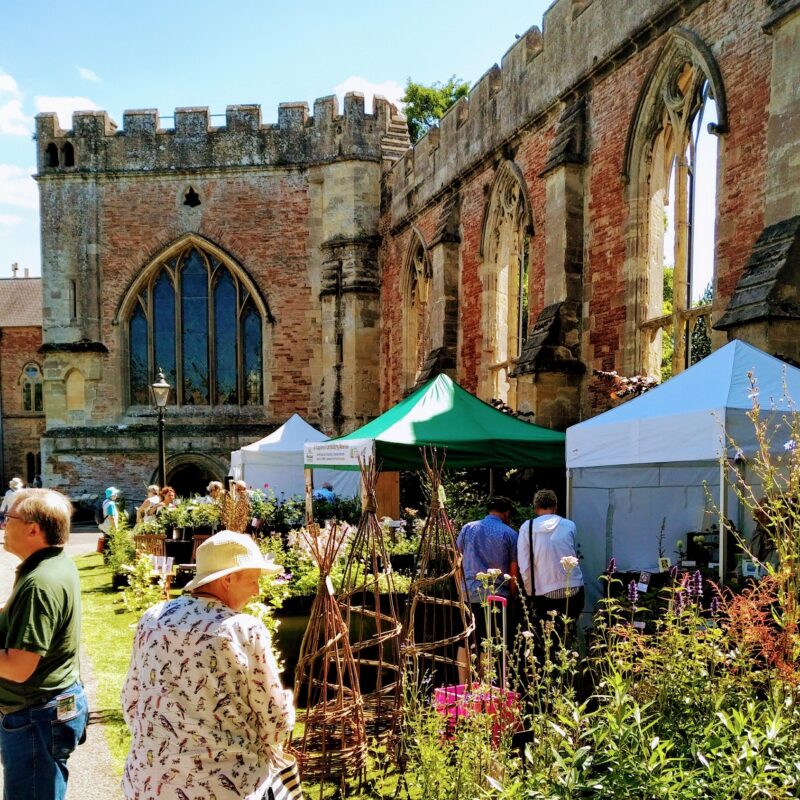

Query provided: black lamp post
[151,368,171,487]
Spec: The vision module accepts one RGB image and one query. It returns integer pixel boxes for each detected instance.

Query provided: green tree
[401,76,470,144]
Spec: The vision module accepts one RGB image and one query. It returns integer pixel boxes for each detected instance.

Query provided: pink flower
[263,483,269,488]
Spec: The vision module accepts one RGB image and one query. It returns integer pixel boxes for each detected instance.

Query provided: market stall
[566,340,800,610]
[230,414,360,498]
[303,373,565,471]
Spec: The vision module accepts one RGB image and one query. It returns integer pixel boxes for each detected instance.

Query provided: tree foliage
[401,76,470,144]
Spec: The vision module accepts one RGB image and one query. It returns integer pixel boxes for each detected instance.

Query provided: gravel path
[0,526,125,799]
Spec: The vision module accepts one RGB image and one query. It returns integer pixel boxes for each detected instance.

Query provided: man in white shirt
[517,489,584,658]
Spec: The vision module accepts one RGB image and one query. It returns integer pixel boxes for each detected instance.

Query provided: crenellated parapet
[389,0,705,225]
[34,93,409,175]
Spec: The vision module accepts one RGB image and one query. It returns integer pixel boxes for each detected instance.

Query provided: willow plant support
[402,447,475,691]
[338,456,403,745]
[290,521,367,792]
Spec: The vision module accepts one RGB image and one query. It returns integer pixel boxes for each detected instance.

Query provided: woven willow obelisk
[338,457,403,744]
[402,448,474,689]
[291,522,366,790]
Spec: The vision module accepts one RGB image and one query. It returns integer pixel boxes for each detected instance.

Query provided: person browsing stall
[121,530,298,800]
[0,488,88,800]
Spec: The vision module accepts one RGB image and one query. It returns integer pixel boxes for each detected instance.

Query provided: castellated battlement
[34,92,409,175]
[390,0,702,224]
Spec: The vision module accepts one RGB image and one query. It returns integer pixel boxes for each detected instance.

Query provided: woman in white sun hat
[121,531,300,800]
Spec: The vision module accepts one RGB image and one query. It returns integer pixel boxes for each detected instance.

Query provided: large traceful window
[401,236,432,391]
[128,247,263,406]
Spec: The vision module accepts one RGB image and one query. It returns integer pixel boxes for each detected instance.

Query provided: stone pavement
[0,525,124,798]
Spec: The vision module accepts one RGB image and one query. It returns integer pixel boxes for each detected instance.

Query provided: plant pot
[112,571,130,590]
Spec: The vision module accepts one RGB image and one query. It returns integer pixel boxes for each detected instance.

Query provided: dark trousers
[528,587,585,666]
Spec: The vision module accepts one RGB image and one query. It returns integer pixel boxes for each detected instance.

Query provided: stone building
[32,0,800,498]
[0,269,44,487]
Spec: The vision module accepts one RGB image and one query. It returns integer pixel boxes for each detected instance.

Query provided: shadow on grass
[89,708,125,727]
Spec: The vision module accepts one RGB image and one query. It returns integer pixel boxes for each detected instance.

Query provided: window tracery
[625,29,726,379]
[401,235,432,390]
[126,245,263,407]
[480,162,531,403]
[21,363,43,413]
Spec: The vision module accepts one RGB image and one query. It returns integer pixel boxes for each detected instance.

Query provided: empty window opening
[63,142,75,167]
[46,143,59,167]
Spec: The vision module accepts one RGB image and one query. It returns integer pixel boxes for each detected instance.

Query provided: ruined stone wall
[379,0,790,426]
[0,326,45,483]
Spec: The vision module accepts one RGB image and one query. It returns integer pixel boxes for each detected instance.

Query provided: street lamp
[151,368,171,488]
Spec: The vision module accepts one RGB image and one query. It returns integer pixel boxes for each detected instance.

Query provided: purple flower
[669,564,679,581]
[606,557,617,575]
[277,572,293,583]
[691,570,703,598]
[709,596,720,616]
[628,580,639,607]
[674,590,685,615]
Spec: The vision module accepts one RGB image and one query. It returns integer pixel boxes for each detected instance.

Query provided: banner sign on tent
[304,438,374,467]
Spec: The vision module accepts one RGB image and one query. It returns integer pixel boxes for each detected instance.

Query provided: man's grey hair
[533,489,559,512]
[11,488,73,546]
[147,484,160,496]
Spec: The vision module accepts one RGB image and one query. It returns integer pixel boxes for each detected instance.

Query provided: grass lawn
[76,553,136,774]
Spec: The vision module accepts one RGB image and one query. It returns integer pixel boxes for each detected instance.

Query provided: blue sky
[0,0,550,276]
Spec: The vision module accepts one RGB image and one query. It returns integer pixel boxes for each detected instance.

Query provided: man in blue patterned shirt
[456,497,519,667]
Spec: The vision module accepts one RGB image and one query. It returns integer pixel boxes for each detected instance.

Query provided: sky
[0,0,551,276]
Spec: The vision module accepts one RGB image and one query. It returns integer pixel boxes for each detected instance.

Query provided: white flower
[475,571,489,581]
[486,568,501,577]
[784,439,797,453]
[560,556,579,571]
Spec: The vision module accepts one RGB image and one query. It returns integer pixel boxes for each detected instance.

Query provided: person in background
[456,496,519,673]
[154,485,177,515]
[201,480,224,504]
[136,485,161,523]
[0,477,24,525]
[313,482,336,502]
[121,531,297,800]
[517,489,584,657]
[0,488,88,799]
[100,486,121,535]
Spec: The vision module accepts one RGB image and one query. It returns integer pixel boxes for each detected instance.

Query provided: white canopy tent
[230,414,360,499]
[566,340,800,611]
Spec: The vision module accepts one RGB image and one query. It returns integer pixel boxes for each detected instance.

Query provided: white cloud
[0,165,38,210]
[0,98,32,135]
[0,70,32,135]
[0,72,20,96]
[77,66,100,83]
[333,76,405,111]
[35,95,100,129]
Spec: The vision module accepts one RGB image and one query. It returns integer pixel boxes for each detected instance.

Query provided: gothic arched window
[401,235,432,391]
[21,363,43,412]
[624,29,727,379]
[127,245,263,407]
[480,161,532,404]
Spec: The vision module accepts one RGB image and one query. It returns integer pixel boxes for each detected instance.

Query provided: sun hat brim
[183,530,283,592]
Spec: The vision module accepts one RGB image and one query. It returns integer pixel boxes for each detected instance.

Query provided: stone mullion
[671,152,690,374]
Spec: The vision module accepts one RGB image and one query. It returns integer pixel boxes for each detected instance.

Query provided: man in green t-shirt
[0,488,87,800]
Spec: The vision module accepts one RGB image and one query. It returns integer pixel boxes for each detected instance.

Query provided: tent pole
[304,468,314,524]
[718,457,726,585]
[566,468,572,518]
[489,468,494,498]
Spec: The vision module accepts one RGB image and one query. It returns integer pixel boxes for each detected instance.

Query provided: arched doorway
[156,453,227,498]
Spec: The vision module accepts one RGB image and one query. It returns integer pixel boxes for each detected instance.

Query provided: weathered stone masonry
[30,0,800,497]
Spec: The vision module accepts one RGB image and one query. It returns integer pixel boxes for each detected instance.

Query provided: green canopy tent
[304,373,565,471]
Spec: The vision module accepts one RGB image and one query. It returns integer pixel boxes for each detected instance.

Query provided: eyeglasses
[4,513,28,523]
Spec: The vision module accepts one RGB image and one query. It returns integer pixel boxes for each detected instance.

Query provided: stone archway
[154,452,228,498]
